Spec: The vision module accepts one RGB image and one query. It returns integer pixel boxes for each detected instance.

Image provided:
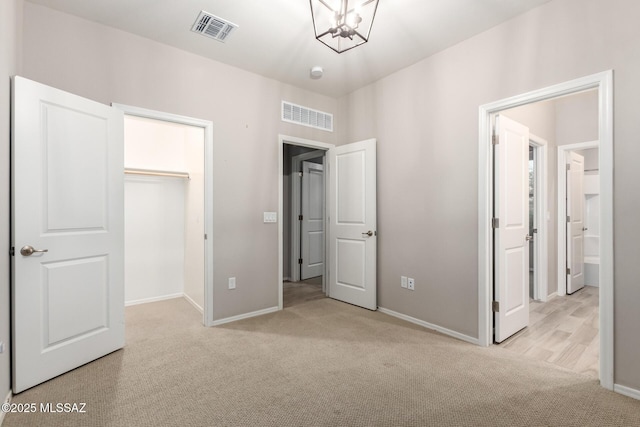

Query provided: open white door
[328,139,377,310]
[301,161,324,280]
[494,116,530,343]
[566,151,585,294]
[12,77,124,393]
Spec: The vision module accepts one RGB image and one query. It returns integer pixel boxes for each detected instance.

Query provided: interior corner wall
[19,2,339,322]
[1,0,23,398]
[340,0,640,391]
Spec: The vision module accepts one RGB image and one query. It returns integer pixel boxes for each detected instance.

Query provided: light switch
[263,212,277,223]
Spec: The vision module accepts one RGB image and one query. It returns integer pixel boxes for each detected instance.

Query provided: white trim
[290,150,326,282]
[278,135,334,310]
[378,307,479,345]
[125,293,184,307]
[556,140,599,298]
[478,70,614,391]
[529,135,549,302]
[211,306,279,326]
[614,384,640,401]
[112,103,215,327]
[546,292,558,301]
[0,390,12,425]
[183,293,204,314]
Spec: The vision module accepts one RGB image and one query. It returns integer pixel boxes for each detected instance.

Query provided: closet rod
[124,168,190,179]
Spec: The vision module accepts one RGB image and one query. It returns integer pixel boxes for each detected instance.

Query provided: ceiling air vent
[191,11,238,43]
[282,101,333,132]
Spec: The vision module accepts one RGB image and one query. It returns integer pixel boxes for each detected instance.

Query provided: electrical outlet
[401,276,408,288]
[407,278,415,291]
[228,277,236,290]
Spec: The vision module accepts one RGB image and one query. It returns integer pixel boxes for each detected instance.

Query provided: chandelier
[310,0,379,53]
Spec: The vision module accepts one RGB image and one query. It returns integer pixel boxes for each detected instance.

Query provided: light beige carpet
[4,297,640,426]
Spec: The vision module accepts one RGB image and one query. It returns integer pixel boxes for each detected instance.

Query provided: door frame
[113,104,215,327]
[478,70,614,390]
[290,150,325,282]
[557,141,599,297]
[278,135,333,310]
[529,135,549,302]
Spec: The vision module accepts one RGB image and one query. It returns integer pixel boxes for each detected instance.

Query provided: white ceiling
[26,0,552,98]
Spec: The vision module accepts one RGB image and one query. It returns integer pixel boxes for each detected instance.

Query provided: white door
[12,77,125,393]
[301,161,324,279]
[494,115,530,343]
[328,139,377,310]
[566,151,585,294]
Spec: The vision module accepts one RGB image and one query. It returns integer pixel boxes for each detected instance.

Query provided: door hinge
[566,163,571,171]
[492,134,499,145]
[492,301,500,312]
[566,215,570,223]
[10,247,14,256]
[298,258,303,265]
[492,218,499,229]
[204,233,208,240]
[299,171,303,177]
[299,215,303,221]
[566,267,571,275]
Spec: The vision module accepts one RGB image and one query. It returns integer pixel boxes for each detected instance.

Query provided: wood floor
[499,285,599,378]
[283,276,326,308]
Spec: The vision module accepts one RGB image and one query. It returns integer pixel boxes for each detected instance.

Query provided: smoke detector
[310,66,323,79]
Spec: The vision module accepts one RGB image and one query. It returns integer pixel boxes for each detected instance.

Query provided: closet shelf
[124,168,190,180]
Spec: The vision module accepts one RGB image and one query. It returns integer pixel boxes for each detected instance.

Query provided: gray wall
[340,0,640,390]
[17,1,340,322]
[5,0,640,396]
[0,0,22,402]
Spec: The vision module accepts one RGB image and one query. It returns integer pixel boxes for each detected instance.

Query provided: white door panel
[301,161,324,279]
[567,152,585,294]
[494,116,529,343]
[12,76,124,393]
[328,139,376,310]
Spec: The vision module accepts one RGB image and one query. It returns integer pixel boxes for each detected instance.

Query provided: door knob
[362,230,374,237]
[20,245,49,256]
[525,235,534,242]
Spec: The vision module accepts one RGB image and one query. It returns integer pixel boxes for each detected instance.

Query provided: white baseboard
[183,293,204,314]
[614,384,640,401]
[125,293,184,307]
[378,307,479,345]
[0,390,12,425]
[212,306,279,326]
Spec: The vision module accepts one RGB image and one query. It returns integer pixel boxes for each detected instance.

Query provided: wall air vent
[282,101,333,132]
[191,11,238,43]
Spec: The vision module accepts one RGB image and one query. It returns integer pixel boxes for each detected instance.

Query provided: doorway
[478,71,614,389]
[114,104,215,326]
[528,135,549,302]
[557,142,600,297]
[278,134,378,311]
[282,141,328,307]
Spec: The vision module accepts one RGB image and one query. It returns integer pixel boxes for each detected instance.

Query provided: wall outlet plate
[408,278,415,291]
[401,276,408,288]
